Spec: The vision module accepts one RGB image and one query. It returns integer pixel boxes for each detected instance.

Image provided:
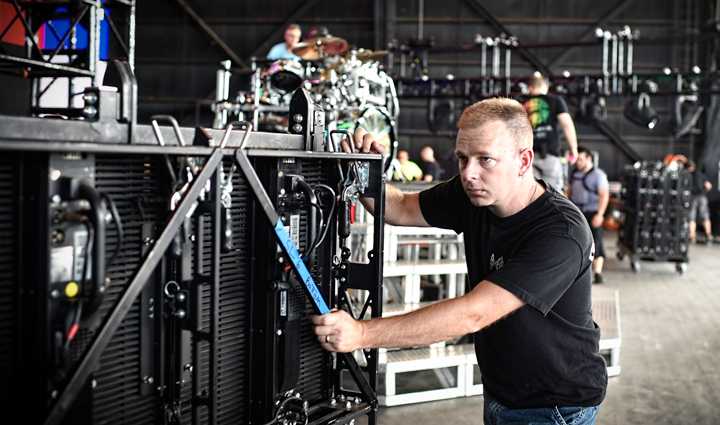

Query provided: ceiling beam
[547,0,638,71]
[174,0,247,69]
[462,0,553,76]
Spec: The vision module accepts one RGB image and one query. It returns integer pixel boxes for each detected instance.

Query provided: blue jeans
[484,393,601,425]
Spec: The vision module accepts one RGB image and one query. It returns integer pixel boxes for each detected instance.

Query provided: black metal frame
[0,83,384,425]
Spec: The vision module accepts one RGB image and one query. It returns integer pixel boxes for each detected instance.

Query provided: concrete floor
[358,231,720,424]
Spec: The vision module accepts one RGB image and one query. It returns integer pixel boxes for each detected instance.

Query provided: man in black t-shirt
[420,146,442,181]
[521,73,578,191]
[312,98,607,424]
[687,160,713,245]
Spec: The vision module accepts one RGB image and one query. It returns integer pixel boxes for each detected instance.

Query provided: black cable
[262,396,306,425]
[287,175,324,260]
[312,184,336,249]
[101,193,124,270]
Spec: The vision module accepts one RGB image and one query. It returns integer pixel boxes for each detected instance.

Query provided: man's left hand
[311,308,364,353]
[591,213,604,228]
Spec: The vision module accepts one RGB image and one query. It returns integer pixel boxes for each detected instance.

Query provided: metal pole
[128,1,136,71]
[618,33,625,95]
[481,38,487,93]
[611,34,618,94]
[89,1,100,86]
[618,35,624,75]
[418,0,424,39]
[69,24,77,108]
[505,46,511,95]
[212,60,231,128]
[627,36,634,75]
[253,69,261,129]
[492,38,500,94]
[602,31,610,95]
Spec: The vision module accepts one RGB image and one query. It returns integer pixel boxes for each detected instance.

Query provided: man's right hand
[341,127,388,155]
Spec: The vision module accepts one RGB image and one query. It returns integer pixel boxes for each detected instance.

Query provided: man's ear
[519,147,534,177]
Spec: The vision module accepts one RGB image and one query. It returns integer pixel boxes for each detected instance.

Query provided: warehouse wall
[126,0,712,181]
[0,0,714,181]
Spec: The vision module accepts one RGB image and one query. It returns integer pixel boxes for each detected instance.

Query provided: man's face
[576,152,592,171]
[284,29,301,48]
[455,121,522,211]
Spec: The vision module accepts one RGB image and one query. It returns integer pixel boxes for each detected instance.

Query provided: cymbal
[293,36,349,60]
[355,49,389,62]
[319,58,346,79]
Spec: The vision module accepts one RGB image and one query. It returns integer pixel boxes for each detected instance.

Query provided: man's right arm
[557,112,578,164]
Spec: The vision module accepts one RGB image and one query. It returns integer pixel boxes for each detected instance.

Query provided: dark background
[1,0,718,185]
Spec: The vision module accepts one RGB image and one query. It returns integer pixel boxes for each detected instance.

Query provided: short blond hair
[457,97,533,150]
[528,72,546,89]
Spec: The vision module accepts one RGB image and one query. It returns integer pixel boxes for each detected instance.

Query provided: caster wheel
[676,263,687,275]
[631,262,641,273]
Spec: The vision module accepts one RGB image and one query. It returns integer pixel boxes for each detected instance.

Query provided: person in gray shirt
[566,146,609,284]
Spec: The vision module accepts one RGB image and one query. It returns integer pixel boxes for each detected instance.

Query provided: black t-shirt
[419,176,607,409]
[422,161,442,181]
[691,169,709,195]
[521,94,569,157]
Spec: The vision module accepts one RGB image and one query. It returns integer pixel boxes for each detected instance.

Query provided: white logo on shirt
[590,242,596,261]
[489,254,504,271]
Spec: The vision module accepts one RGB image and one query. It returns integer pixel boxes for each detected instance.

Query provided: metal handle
[150,115,186,146]
[329,129,355,153]
[149,114,182,184]
[221,120,253,149]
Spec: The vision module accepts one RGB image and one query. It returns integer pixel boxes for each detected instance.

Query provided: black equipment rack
[616,161,691,275]
[0,66,385,425]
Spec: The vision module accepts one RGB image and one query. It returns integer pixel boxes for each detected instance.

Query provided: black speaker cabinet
[0,95,384,425]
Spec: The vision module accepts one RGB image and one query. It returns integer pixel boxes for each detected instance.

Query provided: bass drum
[267,59,305,93]
[354,106,397,173]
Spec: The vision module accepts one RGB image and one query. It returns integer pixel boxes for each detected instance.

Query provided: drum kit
[212,35,399,163]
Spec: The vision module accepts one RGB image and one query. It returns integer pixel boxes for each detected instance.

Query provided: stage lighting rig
[624,92,659,130]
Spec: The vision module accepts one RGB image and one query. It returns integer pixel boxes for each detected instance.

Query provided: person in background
[687,160,713,246]
[421,146,443,182]
[394,150,423,181]
[566,146,610,284]
[522,72,578,191]
[313,98,607,425]
[267,24,302,61]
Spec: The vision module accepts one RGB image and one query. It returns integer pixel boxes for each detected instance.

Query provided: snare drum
[267,59,305,93]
